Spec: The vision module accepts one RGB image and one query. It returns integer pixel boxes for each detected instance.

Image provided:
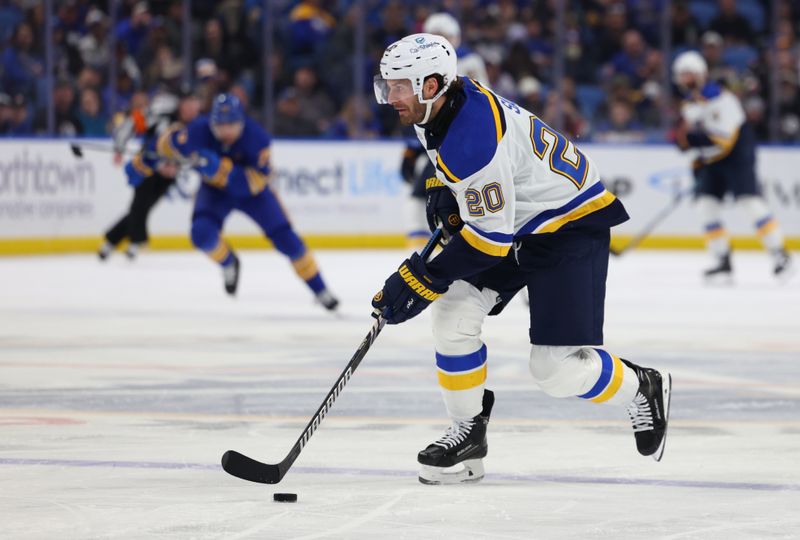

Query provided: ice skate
[703,251,732,285]
[773,249,794,282]
[124,243,140,260]
[315,289,339,311]
[223,254,240,296]
[97,242,113,261]
[622,360,671,462]
[418,389,494,485]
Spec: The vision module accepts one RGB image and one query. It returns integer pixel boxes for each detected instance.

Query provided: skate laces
[434,419,475,449]
[627,393,654,433]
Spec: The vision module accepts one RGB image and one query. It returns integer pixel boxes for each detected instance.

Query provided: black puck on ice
[273,493,297,503]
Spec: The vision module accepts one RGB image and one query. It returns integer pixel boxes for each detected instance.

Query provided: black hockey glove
[372,252,449,324]
[425,177,463,239]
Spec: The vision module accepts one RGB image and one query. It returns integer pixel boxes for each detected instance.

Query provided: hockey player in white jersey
[672,51,793,280]
[402,13,490,249]
[372,34,672,485]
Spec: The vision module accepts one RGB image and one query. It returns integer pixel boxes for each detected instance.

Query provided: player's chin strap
[417,81,452,125]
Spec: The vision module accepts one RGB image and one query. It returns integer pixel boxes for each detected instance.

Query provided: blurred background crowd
[1,0,799,143]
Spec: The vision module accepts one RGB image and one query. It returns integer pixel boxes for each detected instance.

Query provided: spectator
[324,96,380,139]
[6,93,33,135]
[709,0,753,45]
[1,21,43,98]
[700,31,737,86]
[34,79,82,136]
[273,88,319,137]
[77,87,108,136]
[594,99,646,143]
[290,66,336,135]
[77,8,110,71]
[115,1,152,58]
[0,92,13,133]
[288,0,336,62]
[606,30,651,87]
[517,76,544,114]
[670,1,700,48]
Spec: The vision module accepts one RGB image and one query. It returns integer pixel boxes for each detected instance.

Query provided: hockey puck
[273,493,297,503]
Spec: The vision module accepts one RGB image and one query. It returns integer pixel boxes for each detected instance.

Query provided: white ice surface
[1,248,799,539]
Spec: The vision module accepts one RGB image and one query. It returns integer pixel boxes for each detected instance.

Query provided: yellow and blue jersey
[417,78,627,283]
[156,116,272,197]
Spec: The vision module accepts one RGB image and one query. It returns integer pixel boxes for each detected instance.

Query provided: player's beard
[396,100,426,126]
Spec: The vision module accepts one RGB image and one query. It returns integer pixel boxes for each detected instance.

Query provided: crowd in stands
[1,0,799,142]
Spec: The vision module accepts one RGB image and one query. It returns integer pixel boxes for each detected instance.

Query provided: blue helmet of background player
[210,93,245,144]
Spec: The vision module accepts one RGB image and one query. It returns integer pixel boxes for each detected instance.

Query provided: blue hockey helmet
[210,93,244,125]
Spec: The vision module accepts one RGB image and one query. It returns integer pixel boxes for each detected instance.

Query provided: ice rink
[1,247,799,539]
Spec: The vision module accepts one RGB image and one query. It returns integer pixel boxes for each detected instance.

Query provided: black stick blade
[221,450,283,484]
[69,143,83,158]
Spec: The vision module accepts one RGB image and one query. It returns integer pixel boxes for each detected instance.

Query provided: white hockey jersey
[415,78,625,260]
[679,82,747,164]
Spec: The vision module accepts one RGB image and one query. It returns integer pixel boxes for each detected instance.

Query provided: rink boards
[0,139,798,254]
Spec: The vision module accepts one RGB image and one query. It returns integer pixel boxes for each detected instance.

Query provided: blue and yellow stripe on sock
[755,215,777,236]
[704,221,727,240]
[578,348,625,403]
[436,345,488,391]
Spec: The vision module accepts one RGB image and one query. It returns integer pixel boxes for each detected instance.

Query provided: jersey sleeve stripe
[465,222,513,244]
[461,225,511,257]
[517,182,616,235]
[436,153,461,183]
[472,80,506,143]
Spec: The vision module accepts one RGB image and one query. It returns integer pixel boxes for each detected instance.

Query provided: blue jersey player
[372,34,672,485]
[154,93,338,309]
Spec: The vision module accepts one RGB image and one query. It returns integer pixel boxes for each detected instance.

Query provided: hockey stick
[610,189,690,257]
[221,228,444,484]
[69,140,206,168]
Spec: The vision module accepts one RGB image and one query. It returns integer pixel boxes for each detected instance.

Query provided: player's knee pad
[190,216,220,251]
[268,224,305,259]
[431,281,497,356]
[529,345,599,398]
[696,194,723,223]
[735,195,770,222]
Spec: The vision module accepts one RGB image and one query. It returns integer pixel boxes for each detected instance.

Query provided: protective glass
[373,76,415,104]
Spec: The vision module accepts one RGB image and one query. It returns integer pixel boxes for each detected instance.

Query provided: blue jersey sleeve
[219,120,272,196]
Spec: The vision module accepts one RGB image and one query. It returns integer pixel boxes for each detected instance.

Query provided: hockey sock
[291,252,326,293]
[736,196,786,253]
[436,345,487,420]
[207,238,234,267]
[575,348,639,406]
[697,195,730,256]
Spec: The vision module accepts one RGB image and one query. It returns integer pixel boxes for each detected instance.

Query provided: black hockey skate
[703,251,732,284]
[773,249,794,281]
[97,242,113,261]
[622,359,672,462]
[223,254,240,296]
[418,389,494,485]
[315,289,339,311]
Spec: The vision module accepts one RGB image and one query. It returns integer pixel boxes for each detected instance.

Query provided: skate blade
[652,373,672,462]
[776,262,796,284]
[418,459,485,485]
[703,273,733,287]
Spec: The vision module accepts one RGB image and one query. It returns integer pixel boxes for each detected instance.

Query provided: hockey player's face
[212,121,244,145]
[677,72,701,92]
[386,79,424,125]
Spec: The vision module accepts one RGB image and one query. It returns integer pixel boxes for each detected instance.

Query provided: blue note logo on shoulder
[415,36,425,44]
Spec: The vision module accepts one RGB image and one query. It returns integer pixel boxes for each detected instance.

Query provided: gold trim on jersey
[131,154,153,177]
[460,226,511,257]
[472,81,504,144]
[436,153,461,183]
[538,189,617,234]
[156,126,184,160]
[245,168,270,194]
[205,157,233,189]
[704,127,740,164]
